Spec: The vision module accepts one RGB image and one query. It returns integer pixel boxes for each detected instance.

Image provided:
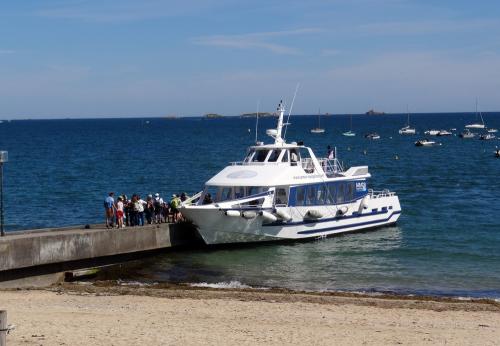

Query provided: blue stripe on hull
[264,208,396,227]
[296,211,401,235]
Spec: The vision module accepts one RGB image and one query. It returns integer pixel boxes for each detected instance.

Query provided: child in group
[116,196,125,228]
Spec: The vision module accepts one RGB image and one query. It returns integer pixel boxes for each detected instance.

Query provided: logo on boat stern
[356,182,367,192]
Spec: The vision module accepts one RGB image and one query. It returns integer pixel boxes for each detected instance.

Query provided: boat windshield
[200,186,268,204]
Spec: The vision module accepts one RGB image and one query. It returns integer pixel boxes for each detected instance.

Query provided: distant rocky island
[240,112,275,118]
[204,113,224,119]
[366,109,385,115]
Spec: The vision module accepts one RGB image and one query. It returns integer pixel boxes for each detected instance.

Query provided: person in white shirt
[116,197,124,228]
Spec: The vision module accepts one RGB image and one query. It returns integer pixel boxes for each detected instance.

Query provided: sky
[1,0,500,118]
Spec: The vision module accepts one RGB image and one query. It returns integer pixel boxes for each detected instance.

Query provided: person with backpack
[170,194,181,222]
[153,193,163,223]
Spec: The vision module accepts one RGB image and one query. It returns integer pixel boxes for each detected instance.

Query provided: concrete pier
[0,223,201,284]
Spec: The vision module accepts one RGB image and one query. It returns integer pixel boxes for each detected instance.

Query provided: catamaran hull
[181,195,401,245]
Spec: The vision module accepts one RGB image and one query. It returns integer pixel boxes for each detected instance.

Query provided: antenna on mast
[255,99,260,143]
[283,83,300,140]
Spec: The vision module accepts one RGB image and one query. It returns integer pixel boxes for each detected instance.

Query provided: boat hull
[181,195,401,245]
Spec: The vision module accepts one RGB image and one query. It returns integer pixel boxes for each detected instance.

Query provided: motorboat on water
[495,148,500,158]
[424,130,440,136]
[465,99,486,129]
[399,107,416,135]
[437,130,452,136]
[180,100,401,245]
[487,128,498,133]
[310,109,325,134]
[479,133,496,140]
[364,133,381,140]
[459,129,475,139]
[415,139,441,147]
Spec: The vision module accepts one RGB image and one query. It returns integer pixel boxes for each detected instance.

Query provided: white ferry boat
[181,101,401,245]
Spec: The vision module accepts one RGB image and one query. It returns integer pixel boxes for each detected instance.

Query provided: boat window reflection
[306,186,316,205]
[296,186,305,205]
[268,149,282,162]
[252,150,270,162]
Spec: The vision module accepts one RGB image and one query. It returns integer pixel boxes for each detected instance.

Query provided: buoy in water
[395,155,399,160]
[363,150,367,155]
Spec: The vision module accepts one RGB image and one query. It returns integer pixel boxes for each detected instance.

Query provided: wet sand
[1,283,499,345]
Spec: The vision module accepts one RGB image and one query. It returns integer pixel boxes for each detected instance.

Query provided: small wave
[190,280,253,289]
[117,279,155,287]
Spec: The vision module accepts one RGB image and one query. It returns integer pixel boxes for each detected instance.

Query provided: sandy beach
[0,284,499,345]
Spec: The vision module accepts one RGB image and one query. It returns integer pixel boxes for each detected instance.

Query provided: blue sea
[1,113,499,299]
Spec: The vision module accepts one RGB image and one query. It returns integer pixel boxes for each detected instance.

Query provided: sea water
[0,113,499,298]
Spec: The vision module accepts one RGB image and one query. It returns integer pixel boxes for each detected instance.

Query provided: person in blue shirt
[104,192,115,228]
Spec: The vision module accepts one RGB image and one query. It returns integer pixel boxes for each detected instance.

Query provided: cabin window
[281,150,289,162]
[252,150,270,162]
[306,186,317,205]
[346,183,354,201]
[234,186,245,199]
[200,186,218,205]
[247,186,261,196]
[296,186,305,206]
[317,185,326,205]
[326,184,335,204]
[220,187,232,202]
[336,184,345,203]
[290,149,299,164]
[268,149,281,162]
[244,149,255,162]
[275,188,288,206]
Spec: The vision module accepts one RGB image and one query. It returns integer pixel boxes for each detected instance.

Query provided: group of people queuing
[103,191,187,229]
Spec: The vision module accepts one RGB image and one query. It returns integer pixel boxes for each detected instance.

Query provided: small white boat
[365,133,380,140]
[495,148,500,158]
[459,129,475,139]
[310,128,325,134]
[310,109,325,134]
[437,130,452,136]
[465,99,486,129]
[424,130,440,136]
[479,133,496,140]
[343,115,356,136]
[399,106,416,135]
[487,128,498,133]
[415,139,441,147]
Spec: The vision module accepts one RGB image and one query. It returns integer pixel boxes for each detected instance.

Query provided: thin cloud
[192,28,322,55]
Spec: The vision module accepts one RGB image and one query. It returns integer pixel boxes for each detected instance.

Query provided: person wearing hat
[153,193,164,223]
[170,194,181,222]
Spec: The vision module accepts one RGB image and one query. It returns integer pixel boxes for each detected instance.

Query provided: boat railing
[317,158,344,176]
[368,189,395,198]
[230,161,285,166]
[182,191,203,206]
